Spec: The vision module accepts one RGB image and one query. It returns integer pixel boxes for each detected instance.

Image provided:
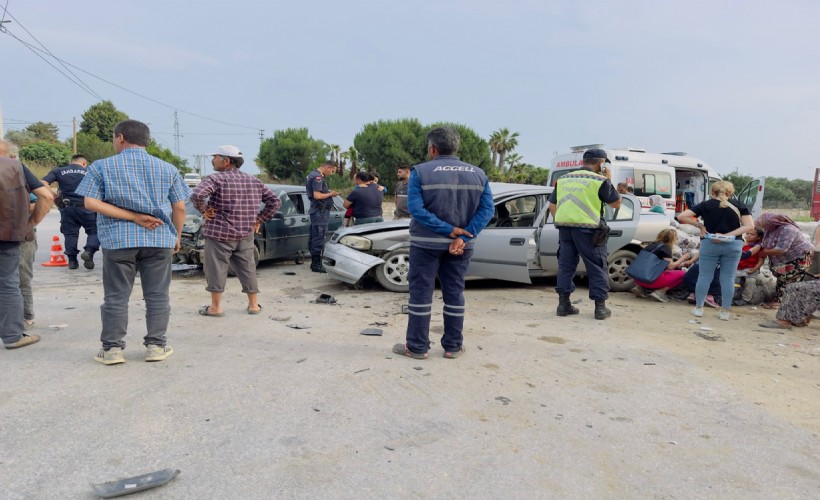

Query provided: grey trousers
[0,246,25,345]
[19,239,37,321]
[203,234,258,294]
[100,247,174,350]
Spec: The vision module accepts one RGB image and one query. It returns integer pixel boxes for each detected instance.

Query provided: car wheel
[608,249,637,292]
[375,248,410,293]
[295,251,305,265]
[227,244,261,277]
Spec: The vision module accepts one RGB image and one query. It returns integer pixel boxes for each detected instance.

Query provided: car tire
[608,249,637,292]
[375,248,410,293]
[228,244,261,277]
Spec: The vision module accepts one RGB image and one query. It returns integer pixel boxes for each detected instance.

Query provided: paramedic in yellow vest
[548,148,621,320]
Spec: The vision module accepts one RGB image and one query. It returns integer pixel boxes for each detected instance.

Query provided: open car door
[736,177,765,219]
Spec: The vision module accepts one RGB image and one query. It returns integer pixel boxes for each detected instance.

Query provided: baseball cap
[583,148,611,163]
[210,145,243,158]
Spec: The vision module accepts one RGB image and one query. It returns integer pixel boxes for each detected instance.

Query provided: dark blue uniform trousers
[405,245,473,354]
[556,227,609,301]
[308,207,329,257]
[60,206,100,257]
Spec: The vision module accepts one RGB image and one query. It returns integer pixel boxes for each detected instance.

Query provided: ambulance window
[634,171,672,197]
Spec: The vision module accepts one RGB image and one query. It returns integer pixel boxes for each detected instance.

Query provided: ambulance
[548,145,723,215]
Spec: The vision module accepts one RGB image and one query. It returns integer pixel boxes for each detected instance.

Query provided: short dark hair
[397,164,410,170]
[426,127,460,156]
[114,120,150,147]
[321,161,337,169]
[228,156,244,168]
[356,171,372,182]
[71,154,88,162]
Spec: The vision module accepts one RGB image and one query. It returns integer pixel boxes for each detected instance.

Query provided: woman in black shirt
[677,181,754,321]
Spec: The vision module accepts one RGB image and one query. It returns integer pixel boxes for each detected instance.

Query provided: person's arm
[189,178,215,214]
[30,185,54,226]
[84,197,163,229]
[407,170,457,236]
[171,200,186,253]
[722,214,754,238]
[314,190,339,200]
[462,183,495,242]
[256,188,282,224]
[677,208,707,237]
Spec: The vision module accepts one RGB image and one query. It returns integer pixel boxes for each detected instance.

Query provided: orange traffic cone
[41,235,68,267]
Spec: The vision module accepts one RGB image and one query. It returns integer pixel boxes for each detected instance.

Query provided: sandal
[247,305,262,315]
[198,305,224,317]
[443,346,465,359]
[758,320,791,330]
[391,343,428,359]
[761,302,779,310]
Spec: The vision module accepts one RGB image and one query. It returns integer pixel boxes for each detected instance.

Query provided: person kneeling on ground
[631,228,688,302]
[733,227,765,306]
[759,277,820,329]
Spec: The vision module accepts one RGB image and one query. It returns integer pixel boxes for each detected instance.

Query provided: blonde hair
[654,228,678,248]
[710,180,735,208]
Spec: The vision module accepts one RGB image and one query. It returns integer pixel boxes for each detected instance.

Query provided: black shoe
[594,300,611,320]
[81,251,95,269]
[556,293,579,316]
[67,257,79,270]
[310,255,326,273]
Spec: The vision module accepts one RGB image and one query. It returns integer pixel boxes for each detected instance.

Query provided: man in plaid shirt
[190,145,280,317]
[76,120,191,365]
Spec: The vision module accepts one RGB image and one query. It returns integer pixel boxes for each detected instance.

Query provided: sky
[2,0,819,180]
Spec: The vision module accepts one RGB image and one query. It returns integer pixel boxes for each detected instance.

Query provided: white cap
[210,145,243,158]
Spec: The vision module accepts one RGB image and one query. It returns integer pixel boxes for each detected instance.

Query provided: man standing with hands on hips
[306,161,339,273]
[392,127,494,360]
[549,148,621,320]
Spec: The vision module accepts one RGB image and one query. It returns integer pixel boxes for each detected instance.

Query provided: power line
[2,29,262,131]
[0,5,103,100]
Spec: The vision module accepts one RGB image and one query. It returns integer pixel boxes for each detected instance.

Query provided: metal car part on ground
[322,182,672,293]
[174,184,344,273]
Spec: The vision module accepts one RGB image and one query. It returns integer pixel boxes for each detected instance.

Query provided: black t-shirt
[691,198,749,235]
[42,164,88,202]
[346,184,384,218]
[646,242,672,260]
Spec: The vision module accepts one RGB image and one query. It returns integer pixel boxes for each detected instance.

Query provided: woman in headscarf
[648,195,666,214]
[677,181,754,321]
[756,213,814,308]
[758,278,820,329]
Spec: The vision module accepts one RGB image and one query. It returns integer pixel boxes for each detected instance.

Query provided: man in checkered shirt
[190,145,280,318]
[76,120,191,365]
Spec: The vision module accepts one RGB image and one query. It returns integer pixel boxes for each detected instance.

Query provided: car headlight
[338,234,373,251]
[183,215,203,235]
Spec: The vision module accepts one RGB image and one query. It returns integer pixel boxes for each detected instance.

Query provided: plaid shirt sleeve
[169,172,192,203]
[75,165,104,199]
[190,177,216,213]
[256,185,282,223]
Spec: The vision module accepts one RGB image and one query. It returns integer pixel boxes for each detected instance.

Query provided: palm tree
[492,128,520,172]
[488,130,502,168]
[345,146,359,180]
[505,152,524,171]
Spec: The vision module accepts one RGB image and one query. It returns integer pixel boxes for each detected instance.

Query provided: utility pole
[72,117,77,154]
[173,111,181,158]
[259,129,265,145]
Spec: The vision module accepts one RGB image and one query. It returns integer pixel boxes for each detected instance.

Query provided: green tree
[722,171,753,193]
[5,129,37,147]
[503,163,550,185]
[19,141,71,167]
[80,100,129,142]
[341,146,360,180]
[25,121,60,143]
[426,122,494,173]
[146,140,189,173]
[256,128,329,181]
[354,118,426,180]
[70,132,115,162]
[489,128,520,171]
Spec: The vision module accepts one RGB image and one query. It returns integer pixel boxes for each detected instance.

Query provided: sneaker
[81,251,95,269]
[704,295,719,308]
[732,299,749,307]
[145,344,174,362]
[4,334,40,350]
[691,307,704,318]
[718,310,731,321]
[94,347,125,365]
[649,290,669,303]
[630,286,648,298]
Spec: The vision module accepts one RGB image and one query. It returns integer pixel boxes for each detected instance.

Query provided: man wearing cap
[548,148,621,320]
[190,145,280,317]
[306,161,339,272]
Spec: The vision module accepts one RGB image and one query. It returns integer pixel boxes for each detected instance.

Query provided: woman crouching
[632,228,688,302]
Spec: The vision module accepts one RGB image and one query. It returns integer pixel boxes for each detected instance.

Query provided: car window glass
[277,191,297,215]
[605,197,634,221]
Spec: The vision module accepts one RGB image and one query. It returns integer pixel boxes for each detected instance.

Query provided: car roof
[489,182,552,196]
[265,184,306,193]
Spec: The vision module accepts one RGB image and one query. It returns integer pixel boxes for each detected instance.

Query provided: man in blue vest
[392,127,494,359]
[548,148,621,320]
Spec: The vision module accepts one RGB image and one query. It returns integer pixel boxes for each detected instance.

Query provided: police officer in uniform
[306,161,339,272]
[548,148,621,320]
[41,154,100,269]
[392,127,494,360]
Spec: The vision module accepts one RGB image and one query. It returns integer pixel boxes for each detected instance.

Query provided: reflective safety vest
[554,171,606,228]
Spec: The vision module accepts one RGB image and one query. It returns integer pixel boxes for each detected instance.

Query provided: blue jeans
[405,245,473,354]
[100,247,174,350]
[0,245,25,345]
[556,227,610,301]
[695,239,743,310]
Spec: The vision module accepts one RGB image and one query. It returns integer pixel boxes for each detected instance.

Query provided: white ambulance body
[549,145,722,215]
